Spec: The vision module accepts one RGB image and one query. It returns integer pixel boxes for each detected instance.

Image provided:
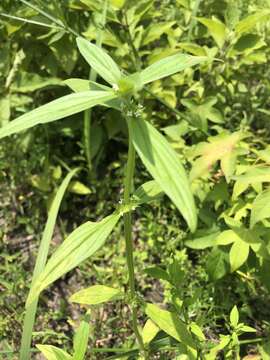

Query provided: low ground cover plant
[1,0,270,359]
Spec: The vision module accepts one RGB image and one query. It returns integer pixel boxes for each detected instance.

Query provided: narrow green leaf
[140,53,207,85]
[230,305,239,328]
[229,240,249,272]
[27,213,120,306]
[73,319,90,360]
[250,189,270,228]
[20,169,79,360]
[131,118,197,232]
[145,303,196,348]
[70,285,123,305]
[36,345,72,360]
[76,37,122,85]
[0,91,117,139]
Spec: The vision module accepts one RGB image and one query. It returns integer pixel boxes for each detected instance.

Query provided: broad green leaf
[190,132,242,181]
[70,285,123,305]
[131,118,197,232]
[235,10,270,34]
[140,53,207,85]
[36,345,72,360]
[142,319,160,345]
[145,303,196,348]
[216,230,239,245]
[76,37,122,85]
[64,78,90,92]
[206,248,229,281]
[73,319,90,360]
[27,213,120,306]
[132,180,163,205]
[0,91,117,139]
[229,240,249,272]
[250,189,270,228]
[196,17,226,48]
[230,305,239,328]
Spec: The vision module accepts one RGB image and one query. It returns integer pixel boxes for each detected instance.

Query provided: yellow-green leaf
[230,240,249,272]
[197,17,226,48]
[235,10,270,34]
[70,285,123,305]
[68,181,91,195]
[36,345,72,360]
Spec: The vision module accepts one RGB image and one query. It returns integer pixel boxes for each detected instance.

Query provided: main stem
[123,119,147,358]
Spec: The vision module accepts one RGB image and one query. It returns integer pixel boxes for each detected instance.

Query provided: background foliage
[1,0,270,358]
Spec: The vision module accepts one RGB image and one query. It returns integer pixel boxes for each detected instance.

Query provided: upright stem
[123,118,147,358]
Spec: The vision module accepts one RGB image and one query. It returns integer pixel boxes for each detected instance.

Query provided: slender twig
[18,0,80,37]
[0,13,63,30]
[84,0,108,176]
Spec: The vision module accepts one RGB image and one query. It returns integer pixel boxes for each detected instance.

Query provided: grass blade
[19,169,79,360]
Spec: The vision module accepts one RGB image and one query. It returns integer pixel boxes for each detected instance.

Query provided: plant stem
[84,0,108,176]
[123,118,147,358]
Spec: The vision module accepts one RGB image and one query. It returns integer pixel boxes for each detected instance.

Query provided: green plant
[0,35,207,359]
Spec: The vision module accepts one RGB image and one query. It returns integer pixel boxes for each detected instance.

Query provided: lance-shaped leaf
[76,37,122,85]
[73,319,90,360]
[140,53,207,85]
[130,118,197,232]
[145,303,196,348]
[27,213,120,306]
[36,345,72,360]
[0,91,117,139]
[70,285,123,305]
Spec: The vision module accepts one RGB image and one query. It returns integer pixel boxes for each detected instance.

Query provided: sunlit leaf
[196,17,226,48]
[235,10,270,34]
[70,285,123,305]
[36,345,72,360]
[73,319,90,360]
[229,240,249,272]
